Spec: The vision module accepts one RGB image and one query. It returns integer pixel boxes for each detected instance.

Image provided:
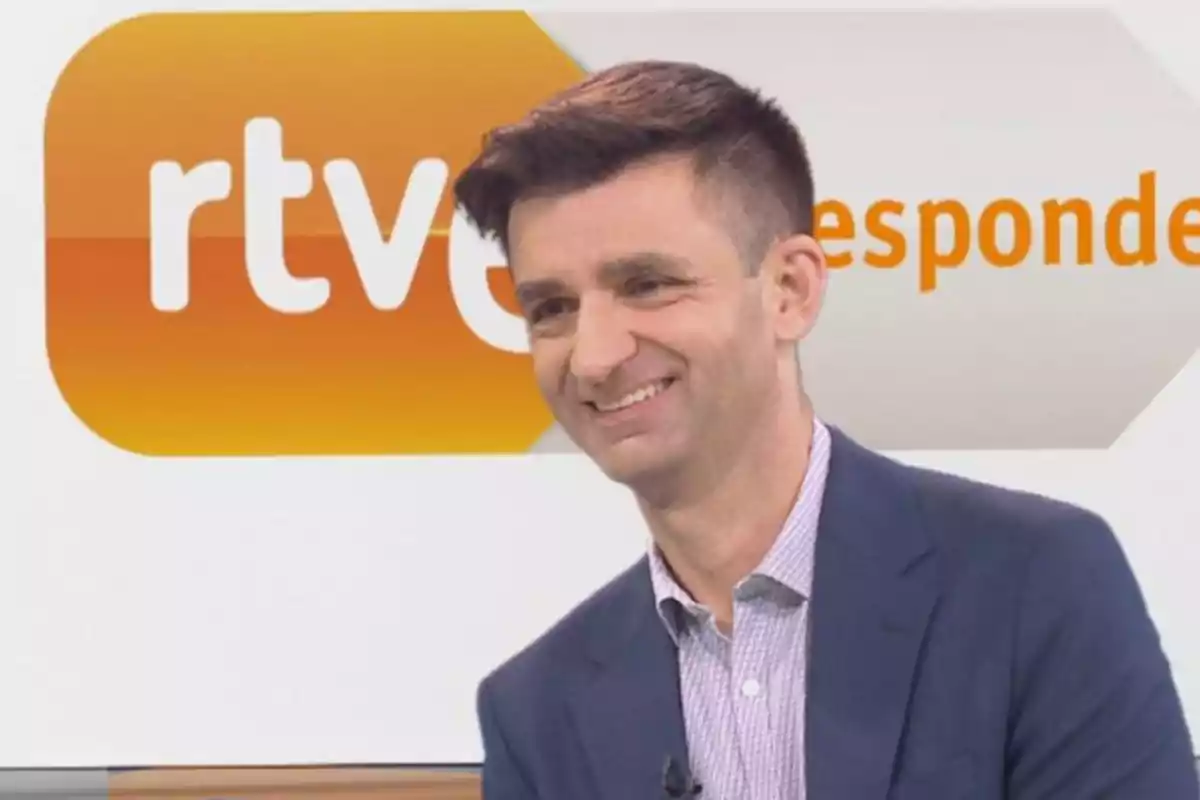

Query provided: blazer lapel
[570,561,689,800]
[806,428,941,800]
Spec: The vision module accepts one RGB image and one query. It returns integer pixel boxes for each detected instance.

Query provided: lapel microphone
[662,755,703,798]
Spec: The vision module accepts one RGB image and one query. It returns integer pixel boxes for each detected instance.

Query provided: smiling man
[452,60,1198,800]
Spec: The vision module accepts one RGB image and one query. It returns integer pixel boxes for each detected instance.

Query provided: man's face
[508,154,817,489]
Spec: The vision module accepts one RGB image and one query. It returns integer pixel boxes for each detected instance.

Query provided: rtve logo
[44,11,583,456]
[149,116,519,341]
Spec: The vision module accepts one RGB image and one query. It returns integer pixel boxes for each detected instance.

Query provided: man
[452,60,1198,799]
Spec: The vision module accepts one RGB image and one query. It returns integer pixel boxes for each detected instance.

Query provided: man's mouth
[588,378,676,413]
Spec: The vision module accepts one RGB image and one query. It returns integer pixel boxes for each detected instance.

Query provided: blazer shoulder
[479,556,650,702]
[829,427,1111,563]
[894,454,1118,560]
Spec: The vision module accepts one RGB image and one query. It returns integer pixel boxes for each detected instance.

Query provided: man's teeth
[595,380,671,413]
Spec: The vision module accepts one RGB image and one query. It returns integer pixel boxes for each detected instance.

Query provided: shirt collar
[647,417,832,642]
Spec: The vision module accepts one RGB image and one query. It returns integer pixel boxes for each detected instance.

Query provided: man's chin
[590,438,679,488]
[563,421,681,485]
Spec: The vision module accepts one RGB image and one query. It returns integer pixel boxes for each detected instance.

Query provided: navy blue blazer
[476,427,1198,799]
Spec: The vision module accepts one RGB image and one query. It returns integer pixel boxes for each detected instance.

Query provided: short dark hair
[452,60,815,268]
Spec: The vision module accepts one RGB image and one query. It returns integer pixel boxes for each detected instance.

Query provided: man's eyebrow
[514,278,567,309]
[513,253,692,307]
[597,252,692,282]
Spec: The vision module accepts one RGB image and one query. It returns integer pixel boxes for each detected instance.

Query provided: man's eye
[530,298,570,322]
[627,277,667,295]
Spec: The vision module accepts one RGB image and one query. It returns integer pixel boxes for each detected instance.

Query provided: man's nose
[569,298,637,384]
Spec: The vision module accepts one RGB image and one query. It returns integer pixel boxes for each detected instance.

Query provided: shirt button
[741,678,761,698]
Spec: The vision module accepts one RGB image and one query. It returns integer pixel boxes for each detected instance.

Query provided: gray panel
[0,770,107,799]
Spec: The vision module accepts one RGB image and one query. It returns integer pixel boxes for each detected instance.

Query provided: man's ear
[765,232,827,342]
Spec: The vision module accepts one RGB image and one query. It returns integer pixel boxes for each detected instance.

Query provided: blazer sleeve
[477,675,541,800]
[1005,510,1199,798]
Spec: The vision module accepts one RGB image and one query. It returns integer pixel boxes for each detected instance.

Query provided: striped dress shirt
[647,417,831,800]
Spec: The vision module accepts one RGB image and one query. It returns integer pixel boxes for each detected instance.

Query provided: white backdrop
[1,0,1198,768]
